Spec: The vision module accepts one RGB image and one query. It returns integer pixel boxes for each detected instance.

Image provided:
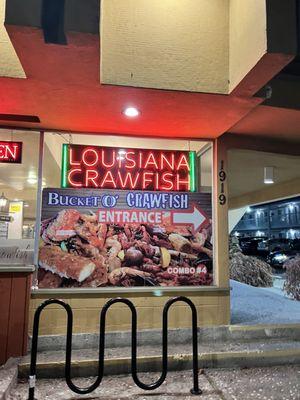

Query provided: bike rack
[28,296,202,399]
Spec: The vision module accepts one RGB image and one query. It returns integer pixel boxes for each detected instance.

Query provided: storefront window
[198,145,212,193]
[39,133,213,289]
[0,129,40,265]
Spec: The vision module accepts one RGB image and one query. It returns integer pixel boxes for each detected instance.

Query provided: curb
[29,323,300,352]
[18,348,300,379]
[0,359,18,400]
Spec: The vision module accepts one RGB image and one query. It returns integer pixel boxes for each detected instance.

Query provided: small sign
[0,245,33,265]
[0,141,22,163]
[0,215,12,222]
[61,144,196,192]
[9,203,22,213]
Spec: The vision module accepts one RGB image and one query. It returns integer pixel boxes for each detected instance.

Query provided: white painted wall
[0,0,25,78]
[228,206,247,233]
[229,0,267,92]
[101,0,268,95]
[101,0,229,94]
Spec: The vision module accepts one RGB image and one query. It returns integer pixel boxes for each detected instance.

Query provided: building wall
[0,0,25,78]
[101,0,269,95]
[232,196,300,239]
[29,290,230,335]
[101,0,230,94]
[229,0,267,92]
[229,177,300,211]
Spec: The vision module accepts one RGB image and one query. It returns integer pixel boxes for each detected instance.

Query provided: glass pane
[39,133,214,289]
[0,129,40,265]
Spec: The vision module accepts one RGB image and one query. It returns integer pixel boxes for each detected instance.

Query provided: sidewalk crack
[203,372,227,400]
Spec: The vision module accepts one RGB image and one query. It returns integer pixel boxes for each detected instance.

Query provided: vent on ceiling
[0,114,40,123]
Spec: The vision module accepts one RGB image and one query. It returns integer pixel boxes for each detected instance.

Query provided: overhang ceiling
[228,149,300,199]
[0,26,263,138]
[229,105,300,144]
[0,0,297,139]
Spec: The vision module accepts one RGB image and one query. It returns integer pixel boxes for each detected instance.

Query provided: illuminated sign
[0,141,22,163]
[39,188,213,289]
[61,144,196,192]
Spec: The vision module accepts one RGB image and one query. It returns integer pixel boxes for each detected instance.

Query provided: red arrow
[171,203,209,234]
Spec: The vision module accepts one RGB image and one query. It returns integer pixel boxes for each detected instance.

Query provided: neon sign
[61,144,197,192]
[0,141,22,163]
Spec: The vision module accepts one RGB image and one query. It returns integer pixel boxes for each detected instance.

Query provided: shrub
[284,257,300,301]
[229,238,273,287]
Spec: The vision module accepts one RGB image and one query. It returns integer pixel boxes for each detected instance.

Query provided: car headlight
[273,254,288,262]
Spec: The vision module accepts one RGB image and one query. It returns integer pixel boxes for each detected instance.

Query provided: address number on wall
[219,160,227,205]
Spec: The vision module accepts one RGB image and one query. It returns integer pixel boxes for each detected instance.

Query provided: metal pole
[189,300,202,395]
[27,299,73,400]
[163,297,202,395]
[131,296,202,395]
[32,131,44,287]
[28,304,40,400]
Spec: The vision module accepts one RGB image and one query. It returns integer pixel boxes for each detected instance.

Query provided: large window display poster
[38,188,213,288]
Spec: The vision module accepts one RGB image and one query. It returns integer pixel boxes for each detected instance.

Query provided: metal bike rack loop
[28,296,202,399]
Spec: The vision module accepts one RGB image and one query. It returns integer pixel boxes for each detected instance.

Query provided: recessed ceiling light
[123,107,140,118]
[264,166,274,184]
[264,178,274,184]
[27,177,37,184]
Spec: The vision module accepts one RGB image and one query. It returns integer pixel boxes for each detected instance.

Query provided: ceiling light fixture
[264,166,274,184]
[123,107,140,118]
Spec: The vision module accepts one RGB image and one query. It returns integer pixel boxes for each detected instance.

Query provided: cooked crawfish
[75,219,107,250]
[108,267,151,286]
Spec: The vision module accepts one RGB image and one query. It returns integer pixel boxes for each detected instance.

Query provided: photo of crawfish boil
[38,209,213,288]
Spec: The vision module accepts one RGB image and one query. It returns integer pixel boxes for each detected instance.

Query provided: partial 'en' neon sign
[0,141,22,163]
[61,144,196,192]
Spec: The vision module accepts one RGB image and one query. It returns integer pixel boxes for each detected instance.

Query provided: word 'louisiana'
[63,144,194,191]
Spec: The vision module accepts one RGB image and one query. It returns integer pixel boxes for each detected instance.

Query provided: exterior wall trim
[31,286,230,297]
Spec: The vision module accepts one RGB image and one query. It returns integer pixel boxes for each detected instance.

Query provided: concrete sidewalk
[231,280,300,325]
[8,366,300,399]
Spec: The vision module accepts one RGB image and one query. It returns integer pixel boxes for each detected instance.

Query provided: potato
[161,247,171,268]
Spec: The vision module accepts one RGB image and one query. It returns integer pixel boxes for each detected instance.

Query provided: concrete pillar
[213,137,229,288]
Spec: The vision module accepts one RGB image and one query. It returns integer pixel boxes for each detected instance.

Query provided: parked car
[238,237,267,255]
[267,249,300,269]
[257,238,292,253]
[291,239,300,250]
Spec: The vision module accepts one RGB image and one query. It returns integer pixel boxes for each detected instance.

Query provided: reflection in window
[0,129,40,264]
